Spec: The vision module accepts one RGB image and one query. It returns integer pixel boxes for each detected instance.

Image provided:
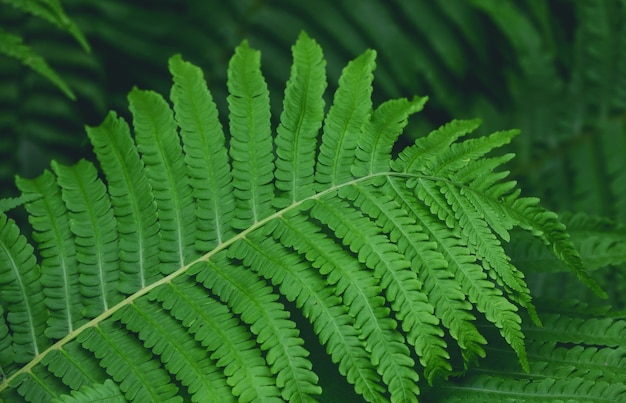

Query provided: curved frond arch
[0,32,609,402]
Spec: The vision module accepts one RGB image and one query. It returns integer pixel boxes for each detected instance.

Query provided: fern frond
[227,40,275,228]
[527,340,626,380]
[504,196,607,298]
[128,88,197,269]
[272,205,417,401]
[53,379,124,403]
[275,31,327,206]
[270,212,386,401]
[118,299,233,402]
[510,212,626,275]
[436,372,626,402]
[78,321,181,402]
[422,129,519,178]
[353,96,428,177]
[340,182,451,383]
[311,195,422,399]
[525,313,626,347]
[387,178,488,363]
[411,189,526,369]
[154,278,278,402]
[0,304,13,379]
[42,342,106,391]
[16,171,82,338]
[440,183,536,324]
[451,155,517,242]
[51,159,122,317]
[427,225,528,371]
[14,364,66,402]
[0,0,89,51]
[429,308,626,402]
[85,113,160,293]
[315,48,375,187]
[0,27,75,99]
[407,120,609,299]
[0,193,42,214]
[169,54,235,249]
[192,255,321,402]
[0,33,601,402]
[0,213,49,362]
[392,118,482,174]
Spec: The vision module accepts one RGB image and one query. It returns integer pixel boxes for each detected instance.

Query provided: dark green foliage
[429,303,626,401]
[0,0,89,99]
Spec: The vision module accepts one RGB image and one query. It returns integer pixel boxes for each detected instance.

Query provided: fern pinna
[0,32,609,402]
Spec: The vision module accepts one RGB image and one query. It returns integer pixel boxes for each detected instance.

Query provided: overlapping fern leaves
[429,301,626,402]
[0,32,606,402]
[0,0,89,100]
[0,0,101,200]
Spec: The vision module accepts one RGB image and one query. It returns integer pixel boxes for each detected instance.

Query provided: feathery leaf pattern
[0,33,611,402]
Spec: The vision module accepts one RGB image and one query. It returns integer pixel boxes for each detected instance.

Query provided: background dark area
[0,1,601,189]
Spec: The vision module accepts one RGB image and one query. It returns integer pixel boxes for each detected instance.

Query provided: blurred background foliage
[1,0,626,399]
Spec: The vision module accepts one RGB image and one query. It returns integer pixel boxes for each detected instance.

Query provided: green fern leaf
[504,196,607,298]
[118,299,233,401]
[353,96,428,177]
[193,254,321,401]
[129,87,197,269]
[511,212,626,274]
[316,48,375,188]
[275,31,327,207]
[78,321,181,402]
[52,159,122,317]
[451,154,517,242]
[154,277,278,402]
[269,212,386,401]
[441,183,537,325]
[169,54,235,248]
[227,40,275,228]
[311,195,422,398]
[0,33,601,402]
[338,182,450,384]
[0,213,49,363]
[16,171,82,338]
[389,180,488,363]
[430,304,626,402]
[85,113,161,293]
[0,27,76,99]
[392,118,482,174]
[0,194,42,214]
[53,379,124,403]
[0,0,89,51]
[432,129,518,176]
[42,342,107,391]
